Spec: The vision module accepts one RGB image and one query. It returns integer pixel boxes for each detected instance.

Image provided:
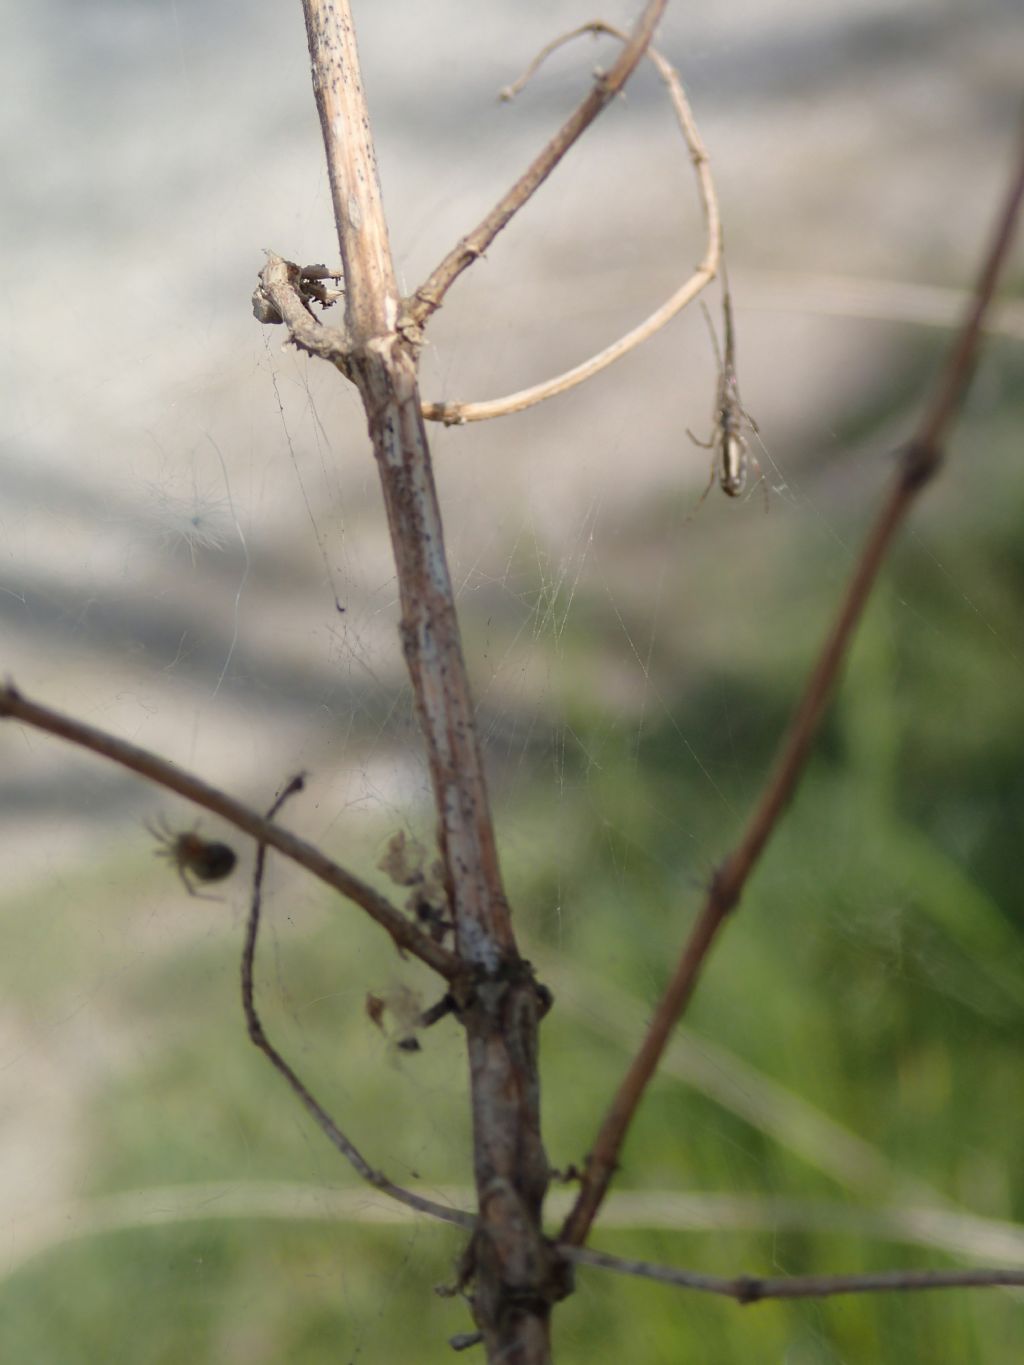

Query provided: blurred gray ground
[0,0,1022,1279]
[2,2,1021,797]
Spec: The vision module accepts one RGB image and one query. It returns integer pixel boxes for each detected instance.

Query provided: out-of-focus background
[2,1,1023,1360]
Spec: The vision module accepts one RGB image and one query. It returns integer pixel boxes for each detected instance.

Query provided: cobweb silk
[1,3,1022,1362]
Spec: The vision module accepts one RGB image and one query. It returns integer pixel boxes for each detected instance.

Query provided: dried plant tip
[365,992,387,1033]
[377,830,427,887]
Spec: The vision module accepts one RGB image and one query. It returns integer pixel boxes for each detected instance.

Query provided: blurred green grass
[1,336,1023,1361]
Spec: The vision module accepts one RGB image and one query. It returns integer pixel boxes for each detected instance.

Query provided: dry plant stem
[242,776,473,1231]
[560,132,1024,1250]
[419,22,719,425]
[565,1246,1024,1303]
[404,0,668,333]
[300,0,510,977]
[0,682,456,979]
[296,4,569,1357]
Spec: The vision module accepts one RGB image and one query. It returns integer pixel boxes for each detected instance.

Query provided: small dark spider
[147,818,237,897]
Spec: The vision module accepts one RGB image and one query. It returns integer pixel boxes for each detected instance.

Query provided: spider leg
[145,815,170,846]
[683,452,719,523]
[176,865,223,902]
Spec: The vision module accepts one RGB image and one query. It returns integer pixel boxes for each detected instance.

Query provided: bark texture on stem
[295,4,561,1358]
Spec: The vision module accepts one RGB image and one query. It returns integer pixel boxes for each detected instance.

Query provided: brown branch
[0,681,458,980]
[295,5,560,1357]
[559,128,1024,1249]
[241,775,473,1231]
[563,1245,1024,1303]
[403,0,668,332]
[419,22,719,425]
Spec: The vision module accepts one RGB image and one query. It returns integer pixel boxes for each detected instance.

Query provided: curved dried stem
[420,22,719,425]
[563,1246,1024,1303]
[559,127,1024,1250]
[0,681,459,980]
[252,253,351,369]
[241,776,473,1229]
[403,1,668,334]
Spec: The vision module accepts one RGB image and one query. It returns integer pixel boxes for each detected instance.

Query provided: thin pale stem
[404,0,668,331]
[419,23,718,425]
[299,0,512,974]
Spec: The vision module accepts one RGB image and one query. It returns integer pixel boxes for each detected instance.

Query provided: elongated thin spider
[686,271,766,515]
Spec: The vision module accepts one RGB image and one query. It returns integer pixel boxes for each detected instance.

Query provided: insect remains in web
[147,817,237,898]
[686,267,767,515]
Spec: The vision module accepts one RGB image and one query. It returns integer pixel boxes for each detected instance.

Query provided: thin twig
[241,776,473,1230]
[563,1245,1024,1303]
[419,21,719,425]
[0,681,459,980]
[403,0,668,333]
[559,128,1024,1249]
[542,956,946,1203]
